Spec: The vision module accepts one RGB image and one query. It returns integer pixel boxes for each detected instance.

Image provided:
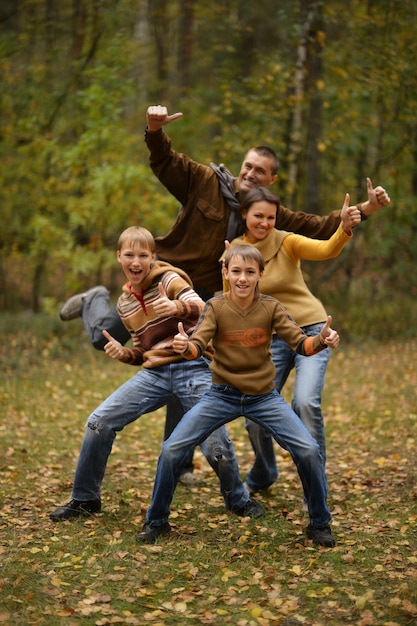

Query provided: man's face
[237,150,277,193]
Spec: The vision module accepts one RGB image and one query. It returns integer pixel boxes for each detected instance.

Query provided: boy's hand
[173,322,189,353]
[319,315,340,349]
[340,193,361,234]
[102,330,126,360]
[153,282,178,317]
[146,105,183,132]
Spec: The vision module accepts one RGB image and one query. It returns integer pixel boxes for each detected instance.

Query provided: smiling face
[237,149,278,194]
[243,200,277,242]
[223,254,263,309]
[117,241,155,291]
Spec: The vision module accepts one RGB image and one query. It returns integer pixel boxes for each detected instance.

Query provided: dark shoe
[59,286,108,321]
[306,524,336,547]
[233,497,265,518]
[50,498,101,521]
[136,522,171,543]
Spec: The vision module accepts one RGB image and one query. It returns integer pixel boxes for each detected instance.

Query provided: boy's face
[223,254,263,308]
[117,241,155,291]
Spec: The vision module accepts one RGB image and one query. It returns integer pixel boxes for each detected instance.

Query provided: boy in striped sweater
[50,227,262,522]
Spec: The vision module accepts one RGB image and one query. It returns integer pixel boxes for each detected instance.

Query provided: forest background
[1,0,417,340]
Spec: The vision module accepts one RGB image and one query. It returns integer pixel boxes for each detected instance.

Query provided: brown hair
[224,244,265,272]
[117,226,155,252]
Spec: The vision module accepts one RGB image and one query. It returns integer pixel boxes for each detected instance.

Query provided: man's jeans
[81,288,193,472]
[146,385,331,530]
[71,359,248,512]
[245,324,330,492]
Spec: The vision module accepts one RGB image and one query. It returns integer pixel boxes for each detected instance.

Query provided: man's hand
[340,193,361,234]
[319,315,340,349]
[172,322,189,354]
[102,330,126,360]
[146,105,183,132]
[360,177,391,218]
[153,282,178,317]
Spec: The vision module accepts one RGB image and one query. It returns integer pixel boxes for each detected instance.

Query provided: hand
[340,193,361,234]
[172,322,189,353]
[361,177,391,217]
[319,315,340,349]
[102,330,126,360]
[146,105,183,132]
[153,282,177,317]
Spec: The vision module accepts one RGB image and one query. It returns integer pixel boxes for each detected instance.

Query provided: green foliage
[1,0,417,321]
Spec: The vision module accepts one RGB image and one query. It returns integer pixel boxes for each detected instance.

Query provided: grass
[0,313,416,625]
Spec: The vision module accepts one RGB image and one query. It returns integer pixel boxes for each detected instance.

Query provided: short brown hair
[117,226,155,252]
[224,244,265,272]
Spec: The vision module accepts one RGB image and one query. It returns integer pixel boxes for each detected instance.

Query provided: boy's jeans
[245,324,330,492]
[81,287,193,471]
[146,385,331,530]
[71,359,248,512]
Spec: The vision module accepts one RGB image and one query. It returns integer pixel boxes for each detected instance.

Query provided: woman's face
[242,200,277,242]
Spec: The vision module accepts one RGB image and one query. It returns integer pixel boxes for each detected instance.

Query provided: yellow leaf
[251,607,262,618]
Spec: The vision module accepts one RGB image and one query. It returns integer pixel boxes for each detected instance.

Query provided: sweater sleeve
[181,301,217,360]
[282,222,351,263]
[162,272,205,322]
[271,300,326,356]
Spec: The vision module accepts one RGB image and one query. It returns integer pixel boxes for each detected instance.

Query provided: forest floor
[0,314,416,625]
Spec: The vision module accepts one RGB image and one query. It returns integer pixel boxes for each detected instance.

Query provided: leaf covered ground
[0,317,416,625]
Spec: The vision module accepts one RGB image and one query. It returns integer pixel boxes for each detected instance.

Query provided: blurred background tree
[1,0,416,337]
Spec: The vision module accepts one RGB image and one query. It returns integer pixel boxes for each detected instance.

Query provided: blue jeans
[71,359,248,511]
[81,288,193,471]
[245,323,330,492]
[146,385,331,529]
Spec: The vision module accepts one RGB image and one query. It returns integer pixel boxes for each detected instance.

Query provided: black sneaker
[306,524,336,547]
[136,522,172,543]
[233,497,265,518]
[50,498,101,521]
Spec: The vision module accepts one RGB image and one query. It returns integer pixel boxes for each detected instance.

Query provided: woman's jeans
[146,385,330,529]
[245,324,330,492]
[71,359,248,512]
[81,288,193,471]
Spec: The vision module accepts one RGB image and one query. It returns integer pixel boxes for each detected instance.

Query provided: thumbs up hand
[318,315,340,349]
[340,193,361,234]
[173,322,190,353]
[153,282,177,317]
[102,329,127,360]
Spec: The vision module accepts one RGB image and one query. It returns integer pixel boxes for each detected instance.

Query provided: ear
[116,250,122,264]
[268,174,278,186]
[222,265,229,281]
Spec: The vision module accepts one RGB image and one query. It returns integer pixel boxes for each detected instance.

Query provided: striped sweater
[116,261,207,368]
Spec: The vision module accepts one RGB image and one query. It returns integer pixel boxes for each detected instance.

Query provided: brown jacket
[146,128,341,294]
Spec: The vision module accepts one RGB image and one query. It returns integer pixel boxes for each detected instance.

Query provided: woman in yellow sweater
[225,186,360,496]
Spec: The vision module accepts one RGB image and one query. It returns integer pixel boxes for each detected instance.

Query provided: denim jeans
[71,359,248,511]
[81,288,193,471]
[244,323,330,493]
[146,385,331,529]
